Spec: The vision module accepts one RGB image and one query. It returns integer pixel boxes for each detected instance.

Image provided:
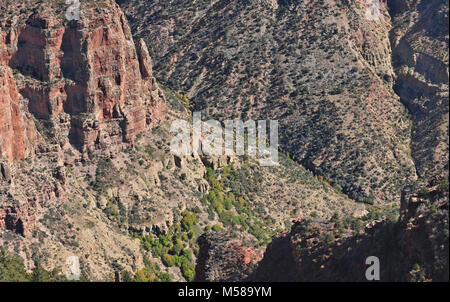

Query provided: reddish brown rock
[0,0,166,155]
[195,231,262,282]
[0,204,36,237]
[0,66,36,162]
[0,0,166,237]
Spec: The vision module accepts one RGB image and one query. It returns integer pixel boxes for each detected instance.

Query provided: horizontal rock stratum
[0,0,166,162]
[0,0,166,239]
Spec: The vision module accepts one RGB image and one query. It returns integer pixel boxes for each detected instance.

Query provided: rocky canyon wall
[0,66,36,162]
[389,0,449,181]
[0,0,166,161]
[0,0,166,237]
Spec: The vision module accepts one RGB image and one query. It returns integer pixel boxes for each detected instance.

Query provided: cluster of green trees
[201,167,274,244]
[132,211,199,281]
[181,211,198,231]
[131,164,280,281]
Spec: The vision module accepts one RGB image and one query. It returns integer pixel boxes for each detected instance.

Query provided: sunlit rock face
[0,0,166,159]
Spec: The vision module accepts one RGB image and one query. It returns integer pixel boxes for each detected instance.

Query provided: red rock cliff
[0,0,165,160]
[0,0,166,237]
[0,66,37,162]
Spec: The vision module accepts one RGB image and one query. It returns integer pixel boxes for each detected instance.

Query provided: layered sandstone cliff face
[0,0,167,279]
[0,0,447,282]
[0,66,37,162]
[0,0,165,159]
[0,0,165,238]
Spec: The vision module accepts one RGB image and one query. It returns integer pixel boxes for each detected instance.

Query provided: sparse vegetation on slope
[119,0,419,204]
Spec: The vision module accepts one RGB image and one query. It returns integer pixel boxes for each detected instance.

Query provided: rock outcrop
[0,0,166,238]
[0,0,166,159]
[389,0,449,181]
[0,66,37,162]
[195,231,262,282]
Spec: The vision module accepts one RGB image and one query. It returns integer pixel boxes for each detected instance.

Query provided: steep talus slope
[119,0,418,204]
[389,0,449,181]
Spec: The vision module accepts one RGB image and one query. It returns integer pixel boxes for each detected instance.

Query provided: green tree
[181,211,198,231]
[212,224,222,232]
[181,263,195,282]
[162,254,176,267]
